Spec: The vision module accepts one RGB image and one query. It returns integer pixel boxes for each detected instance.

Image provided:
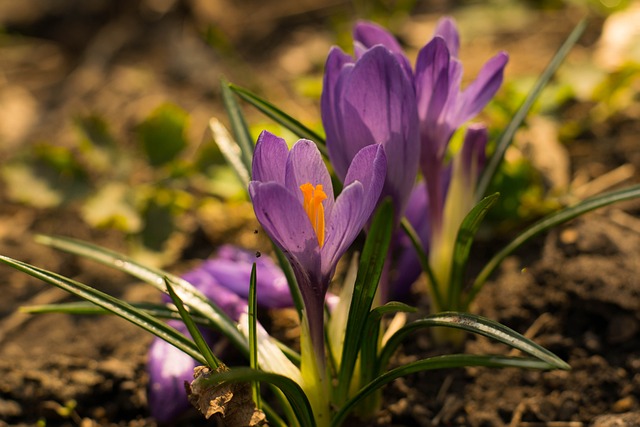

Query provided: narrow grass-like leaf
[34,234,249,354]
[0,255,205,363]
[378,311,570,374]
[336,200,394,402]
[448,193,500,310]
[229,83,327,150]
[272,242,304,320]
[475,19,587,200]
[332,354,557,427]
[358,302,416,415]
[400,217,443,309]
[465,183,640,308]
[22,301,214,324]
[24,299,301,366]
[221,79,254,174]
[248,263,261,409]
[209,117,250,188]
[165,277,220,369]
[197,367,315,427]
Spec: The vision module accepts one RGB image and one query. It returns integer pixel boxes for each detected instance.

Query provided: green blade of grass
[209,117,250,188]
[248,263,261,409]
[0,255,205,363]
[165,277,220,369]
[332,354,557,427]
[34,234,249,355]
[272,242,304,320]
[358,302,416,414]
[378,311,570,374]
[400,217,443,310]
[335,200,394,403]
[448,193,500,310]
[221,78,254,174]
[22,301,213,324]
[23,299,301,365]
[465,183,640,308]
[229,83,327,151]
[475,18,588,200]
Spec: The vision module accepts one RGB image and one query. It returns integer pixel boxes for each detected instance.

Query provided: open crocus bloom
[249,130,386,359]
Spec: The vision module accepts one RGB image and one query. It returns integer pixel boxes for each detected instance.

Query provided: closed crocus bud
[321,44,419,223]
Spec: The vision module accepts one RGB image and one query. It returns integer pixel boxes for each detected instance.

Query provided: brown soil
[1,1,640,426]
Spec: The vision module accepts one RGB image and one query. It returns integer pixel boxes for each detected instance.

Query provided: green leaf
[400,218,443,309]
[336,200,394,402]
[378,311,570,375]
[332,354,558,427]
[272,242,304,321]
[22,301,212,324]
[0,255,204,363]
[165,277,220,369]
[22,299,301,365]
[358,302,416,414]
[196,367,316,427]
[448,193,500,310]
[137,103,188,166]
[34,234,249,355]
[475,19,588,200]
[465,183,640,308]
[209,117,251,188]
[248,263,261,409]
[221,79,254,174]
[229,83,327,152]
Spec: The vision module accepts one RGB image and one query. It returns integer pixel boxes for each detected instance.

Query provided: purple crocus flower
[249,130,386,360]
[147,245,291,423]
[348,18,506,302]
[414,17,507,234]
[350,18,506,230]
[321,44,419,221]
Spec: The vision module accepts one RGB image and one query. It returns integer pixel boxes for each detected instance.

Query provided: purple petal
[321,181,365,278]
[202,246,292,308]
[147,321,217,422]
[456,52,508,125]
[353,21,413,78]
[252,131,289,184]
[249,181,322,284]
[415,37,451,130]
[322,47,354,179]
[284,139,335,218]
[343,144,387,222]
[181,269,248,321]
[434,17,460,58]
[460,124,488,184]
[354,21,404,54]
[338,46,420,213]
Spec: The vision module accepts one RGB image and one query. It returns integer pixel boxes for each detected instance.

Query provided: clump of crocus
[147,244,292,422]
[336,18,507,311]
[321,17,507,307]
[249,130,386,423]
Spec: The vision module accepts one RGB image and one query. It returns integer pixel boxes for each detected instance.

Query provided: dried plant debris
[186,365,267,427]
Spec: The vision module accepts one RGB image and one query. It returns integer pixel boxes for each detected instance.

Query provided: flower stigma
[300,182,327,247]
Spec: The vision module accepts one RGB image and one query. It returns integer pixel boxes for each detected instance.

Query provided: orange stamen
[300,182,327,247]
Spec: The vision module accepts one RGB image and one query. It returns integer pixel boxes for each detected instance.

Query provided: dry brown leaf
[185,365,267,427]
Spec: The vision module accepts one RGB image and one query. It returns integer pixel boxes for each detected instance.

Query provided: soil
[1,1,640,427]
